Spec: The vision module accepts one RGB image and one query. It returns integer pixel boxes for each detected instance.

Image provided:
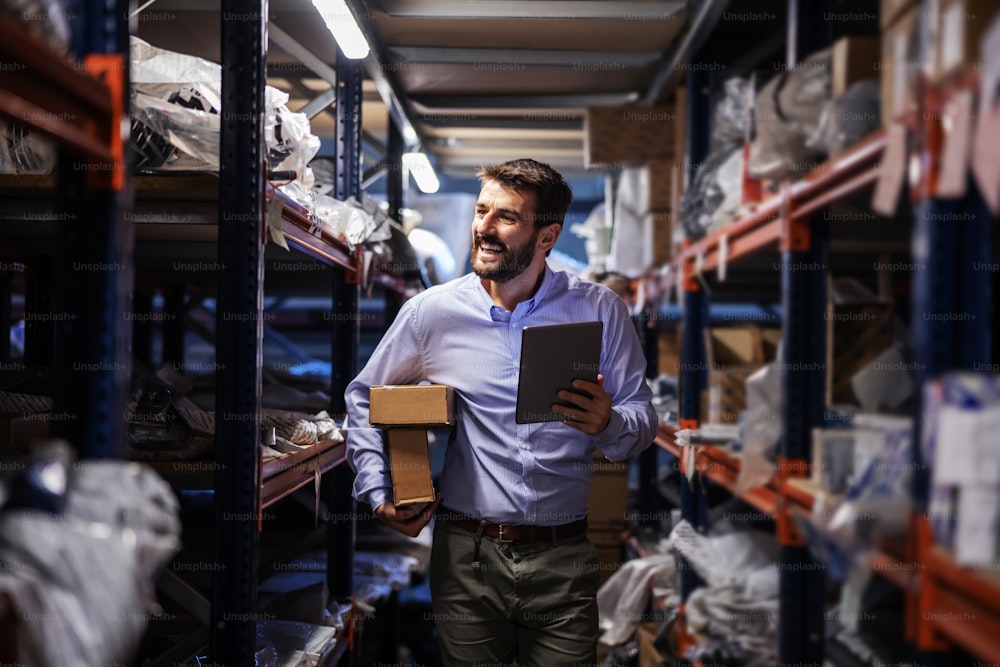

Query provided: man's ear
[538,224,561,252]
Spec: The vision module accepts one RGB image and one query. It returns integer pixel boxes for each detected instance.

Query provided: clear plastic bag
[807,79,881,156]
[0,0,71,55]
[749,48,832,181]
[0,119,56,174]
[679,142,743,240]
[0,441,181,666]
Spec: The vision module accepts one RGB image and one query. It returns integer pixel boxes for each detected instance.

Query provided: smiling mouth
[477,240,505,256]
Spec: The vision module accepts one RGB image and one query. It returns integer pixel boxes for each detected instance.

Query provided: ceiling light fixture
[403,152,440,194]
[311,0,370,60]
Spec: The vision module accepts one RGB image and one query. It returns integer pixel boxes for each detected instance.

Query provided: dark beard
[471,232,537,283]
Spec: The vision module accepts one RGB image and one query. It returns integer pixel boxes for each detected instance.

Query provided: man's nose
[474,211,495,234]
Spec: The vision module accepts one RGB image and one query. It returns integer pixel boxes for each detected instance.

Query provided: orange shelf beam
[676,129,888,280]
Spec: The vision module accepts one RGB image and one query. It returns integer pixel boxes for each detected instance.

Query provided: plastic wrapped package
[0,441,180,666]
[597,554,676,646]
[0,120,56,174]
[712,77,753,149]
[795,415,912,630]
[735,360,782,495]
[750,48,833,181]
[679,142,743,240]
[807,79,881,156]
[669,521,779,659]
[0,0,71,55]
[130,36,320,179]
[131,89,221,170]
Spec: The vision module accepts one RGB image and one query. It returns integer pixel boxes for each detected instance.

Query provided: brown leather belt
[442,510,588,544]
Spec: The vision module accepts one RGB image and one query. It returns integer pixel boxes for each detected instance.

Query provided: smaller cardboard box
[825,303,894,406]
[881,5,920,126]
[932,0,1000,84]
[832,36,882,97]
[880,0,919,29]
[637,621,668,667]
[588,449,630,532]
[370,384,454,427]
[387,429,436,506]
[584,105,676,168]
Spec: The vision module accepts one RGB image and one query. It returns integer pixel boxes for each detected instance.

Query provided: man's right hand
[373,496,442,537]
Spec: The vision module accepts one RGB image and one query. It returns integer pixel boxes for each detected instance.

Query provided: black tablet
[515,321,604,424]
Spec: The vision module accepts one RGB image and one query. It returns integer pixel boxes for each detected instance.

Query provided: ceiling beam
[375,0,688,20]
[387,47,661,67]
[411,92,639,109]
[641,0,731,104]
[418,117,582,130]
[268,23,339,90]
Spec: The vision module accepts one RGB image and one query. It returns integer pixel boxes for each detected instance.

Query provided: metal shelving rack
[652,1,999,665]
[0,7,130,460]
[0,1,417,663]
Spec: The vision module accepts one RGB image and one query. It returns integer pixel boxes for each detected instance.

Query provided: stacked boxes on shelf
[587,449,631,584]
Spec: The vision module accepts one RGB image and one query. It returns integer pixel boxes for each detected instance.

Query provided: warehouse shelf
[146,439,347,510]
[920,544,1000,664]
[0,17,121,167]
[677,129,888,279]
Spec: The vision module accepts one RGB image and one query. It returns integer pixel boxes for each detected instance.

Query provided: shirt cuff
[595,409,626,454]
[364,487,391,514]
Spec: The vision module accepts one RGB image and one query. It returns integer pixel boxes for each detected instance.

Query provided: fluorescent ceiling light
[403,152,440,194]
[311,0,370,60]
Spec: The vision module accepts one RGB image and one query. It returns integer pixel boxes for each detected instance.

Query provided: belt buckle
[497,524,514,543]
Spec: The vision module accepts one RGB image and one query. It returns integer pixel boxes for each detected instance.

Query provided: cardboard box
[645,157,674,211]
[369,384,454,427]
[704,325,780,424]
[584,105,675,168]
[826,303,894,406]
[832,36,882,96]
[649,209,675,266]
[881,5,920,126]
[658,327,681,377]
[386,429,436,506]
[588,451,630,531]
[880,0,919,28]
[811,428,855,494]
[588,534,624,586]
[637,621,667,667]
[933,0,1000,84]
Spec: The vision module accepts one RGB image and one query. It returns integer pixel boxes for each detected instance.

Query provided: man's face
[470,180,541,283]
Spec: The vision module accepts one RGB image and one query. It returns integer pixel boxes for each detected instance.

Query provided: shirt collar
[475,263,556,318]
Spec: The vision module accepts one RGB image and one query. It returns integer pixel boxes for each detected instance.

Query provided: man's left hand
[552,374,612,436]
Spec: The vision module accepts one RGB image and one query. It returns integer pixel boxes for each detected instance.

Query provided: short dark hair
[476,159,573,228]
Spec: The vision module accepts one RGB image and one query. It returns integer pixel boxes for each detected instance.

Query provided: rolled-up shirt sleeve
[344,299,425,511]
[594,298,658,461]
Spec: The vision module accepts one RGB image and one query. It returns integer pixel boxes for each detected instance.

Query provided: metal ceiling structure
[135,0,790,178]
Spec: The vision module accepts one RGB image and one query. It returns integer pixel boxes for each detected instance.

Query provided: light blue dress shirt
[344,265,658,525]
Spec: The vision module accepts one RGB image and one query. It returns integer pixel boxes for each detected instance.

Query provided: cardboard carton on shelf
[881,4,921,126]
[637,621,668,667]
[826,302,894,407]
[832,36,882,97]
[932,0,1000,84]
[702,324,781,424]
[588,449,630,532]
[584,105,675,168]
[880,0,919,29]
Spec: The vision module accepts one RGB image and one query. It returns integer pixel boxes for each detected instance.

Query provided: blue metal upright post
[677,61,712,601]
[50,0,132,459]
[328,47,362,621]
[778,214,829,666]
[211,0,267,662]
